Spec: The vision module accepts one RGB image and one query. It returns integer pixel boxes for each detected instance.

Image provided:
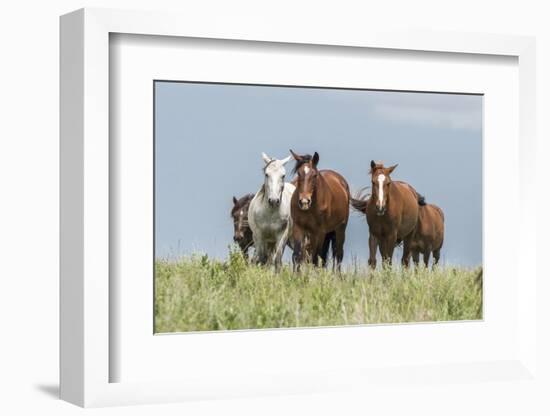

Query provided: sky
[155,81,482,267]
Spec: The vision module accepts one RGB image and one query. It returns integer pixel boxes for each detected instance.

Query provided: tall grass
[154,247,482,333]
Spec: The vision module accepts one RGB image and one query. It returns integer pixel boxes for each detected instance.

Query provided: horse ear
[387,164,398,174]
[261,152,271,164]
[370,160,376,170]
[289,149,301,161]
[312,152,320,167]
[232,196,238,205]
[281,155,292,166]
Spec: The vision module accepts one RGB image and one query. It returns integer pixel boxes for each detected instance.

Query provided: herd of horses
[230,150,445,272]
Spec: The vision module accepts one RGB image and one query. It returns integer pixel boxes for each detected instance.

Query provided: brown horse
[351,161,423,268]
[231,194,254,259]
[290,150,350,271]
[409,203,444,267]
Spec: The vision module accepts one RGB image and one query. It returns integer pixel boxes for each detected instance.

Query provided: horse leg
[292,240,302,272]
[432,249,441,269]
[310,234,323,267]
[292,227,305,273]
[423,249,431,268]
[255,241,267,265]
[319,232,333,268]
[333,224,346,273]
[412,250,420,267]
[265,240,274,265]
[260,241,273,265]
[401,237,413,268]
[368,233,378,269]
[251,229,264,265]
[379,238,390,267]
[388,233,399,266]
[381,234,397,267]
[384,246,394,267]
[239,241,249,261]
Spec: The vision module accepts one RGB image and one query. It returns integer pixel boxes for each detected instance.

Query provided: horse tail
[350,197,368,213]
[273,222,291,264]
[320,231,335,263]
[350,187,370,213]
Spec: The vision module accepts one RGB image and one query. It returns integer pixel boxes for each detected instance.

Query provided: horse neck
[312,171,329,210]
[386,181,405,212]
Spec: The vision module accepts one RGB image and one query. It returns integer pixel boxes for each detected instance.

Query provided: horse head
[261,152,291,208]
[370,160,398,216]
[231,194,252,242]
[290,149,320,211]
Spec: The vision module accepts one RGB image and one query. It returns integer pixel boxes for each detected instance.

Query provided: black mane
[231,194,254,217]
[292,154,313,174]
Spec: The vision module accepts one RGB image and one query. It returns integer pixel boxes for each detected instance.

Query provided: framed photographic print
[60,8,539,408]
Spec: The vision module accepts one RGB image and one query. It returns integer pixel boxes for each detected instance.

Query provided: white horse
[248,152,296,269]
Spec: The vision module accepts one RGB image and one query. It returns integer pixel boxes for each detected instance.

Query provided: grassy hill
[155,248,482,333]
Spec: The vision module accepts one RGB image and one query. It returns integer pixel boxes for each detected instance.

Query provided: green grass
[154,247,483,333]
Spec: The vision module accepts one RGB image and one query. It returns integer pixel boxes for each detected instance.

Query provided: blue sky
[155,82,482,266]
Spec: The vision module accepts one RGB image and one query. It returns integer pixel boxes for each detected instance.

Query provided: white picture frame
[60,8,538,408]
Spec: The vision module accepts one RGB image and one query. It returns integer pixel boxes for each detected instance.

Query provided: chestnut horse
[409,203,445,267]
[351,161,423,268]
[231,194,255,259]
[290,150,350,271]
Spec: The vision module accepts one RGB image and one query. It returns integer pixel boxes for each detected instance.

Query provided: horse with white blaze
[248,152,296,269]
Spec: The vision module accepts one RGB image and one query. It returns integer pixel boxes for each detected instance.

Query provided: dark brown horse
[231,194,254,259]
[290,150,350,271]
[351,161,423,268]
[409,203,444,267]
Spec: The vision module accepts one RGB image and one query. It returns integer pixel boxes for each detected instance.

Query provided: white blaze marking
[304,166,310,174]
[377,174,386,205]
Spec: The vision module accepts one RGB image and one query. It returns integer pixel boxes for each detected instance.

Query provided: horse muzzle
[268,197,281,207]
[299,198,311,210]
[375,205,386,216]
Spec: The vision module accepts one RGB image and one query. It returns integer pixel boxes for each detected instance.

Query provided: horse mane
[292,154,313,174]
[369,162,385,175]
[231,193,254,217]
